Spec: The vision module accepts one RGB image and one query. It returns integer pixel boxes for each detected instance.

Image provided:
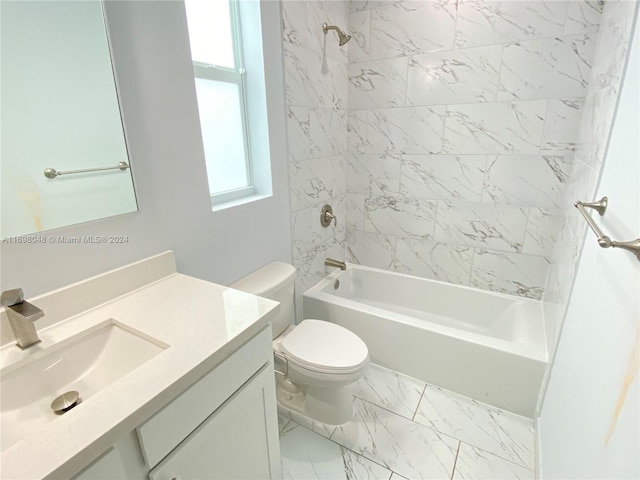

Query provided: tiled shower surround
[284,0,350,317]
[283,1,634,307]
[344,0,603,300]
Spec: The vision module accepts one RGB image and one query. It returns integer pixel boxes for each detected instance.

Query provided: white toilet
[231,262,369,425]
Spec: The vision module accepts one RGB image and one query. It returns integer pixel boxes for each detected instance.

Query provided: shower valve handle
[321,205,336,227]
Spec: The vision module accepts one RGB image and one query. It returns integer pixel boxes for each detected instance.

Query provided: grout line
[389,472,410,480]
[353,394,415,422]
[327,433,393,473]
[345,33,592,64]
[468,247,478,286]
[279,417,291,436]
[355,396,462,446]
[521,206,533,254]
[433,200,441,244]
[289,415,337,441]
[411,383,428,422]
[280,416,391,472]
[459,440,536,472]
[404,53,410,108]
[450,441,462,480]
[328,423,335,441]
[495,41,506,100]
[537,98,552,154]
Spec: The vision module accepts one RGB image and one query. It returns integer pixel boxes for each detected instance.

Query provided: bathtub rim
[303,264,548,363]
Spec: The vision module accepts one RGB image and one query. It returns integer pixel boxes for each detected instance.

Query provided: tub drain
[334,279,340,289]
[51,390,81,414]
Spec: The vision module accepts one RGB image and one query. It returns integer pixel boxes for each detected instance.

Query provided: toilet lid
[281,319,368,373]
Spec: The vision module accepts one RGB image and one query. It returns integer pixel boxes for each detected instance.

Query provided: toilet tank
[230,262,296,338]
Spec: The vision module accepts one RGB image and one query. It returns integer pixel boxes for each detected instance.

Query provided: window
[184,0,271,207]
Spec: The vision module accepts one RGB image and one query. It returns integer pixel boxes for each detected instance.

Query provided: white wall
[0,1,291,297]
[538,12,639,479]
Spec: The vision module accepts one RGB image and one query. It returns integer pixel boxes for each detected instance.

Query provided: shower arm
[322,23,340,35]
[322,22,351,46]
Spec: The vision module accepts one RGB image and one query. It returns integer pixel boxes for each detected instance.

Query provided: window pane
[194,78,249,194]
[184,0,234,68]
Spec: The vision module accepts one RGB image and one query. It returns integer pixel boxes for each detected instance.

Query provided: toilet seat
[280,319,369,375]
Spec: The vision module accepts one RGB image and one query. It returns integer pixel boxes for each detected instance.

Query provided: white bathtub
[303,264,548,417]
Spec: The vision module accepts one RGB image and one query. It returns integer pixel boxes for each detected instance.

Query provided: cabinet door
[148,365,281,480]
[73,447,127,480]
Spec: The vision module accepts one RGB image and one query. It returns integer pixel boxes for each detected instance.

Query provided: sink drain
[51,391,81,414]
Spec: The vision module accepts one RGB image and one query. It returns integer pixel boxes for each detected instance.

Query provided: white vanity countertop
[0,254,279,479]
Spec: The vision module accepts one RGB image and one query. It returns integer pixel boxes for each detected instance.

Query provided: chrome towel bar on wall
[44,161,130,179]
[574,196,640,261]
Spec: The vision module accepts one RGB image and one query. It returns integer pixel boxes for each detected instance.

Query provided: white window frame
[192,0,255,205]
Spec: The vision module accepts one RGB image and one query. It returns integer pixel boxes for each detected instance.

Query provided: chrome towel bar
[575,196,640,261]
[44,161,129,179]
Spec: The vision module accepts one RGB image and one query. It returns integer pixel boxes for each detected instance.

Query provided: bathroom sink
[0,319,168,451]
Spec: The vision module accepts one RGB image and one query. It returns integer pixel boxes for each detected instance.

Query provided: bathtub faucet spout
[325,258,346,270]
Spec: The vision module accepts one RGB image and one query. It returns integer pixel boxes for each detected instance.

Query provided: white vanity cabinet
[73,327,281,480]
[148,366,276,480]
[74,447,129,480]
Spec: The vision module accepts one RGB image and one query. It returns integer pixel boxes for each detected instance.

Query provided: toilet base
[276,377,354,426]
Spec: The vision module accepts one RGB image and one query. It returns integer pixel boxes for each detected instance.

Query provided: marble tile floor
[278,364,535,480]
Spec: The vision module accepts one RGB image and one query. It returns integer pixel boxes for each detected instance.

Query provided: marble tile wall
[542,1,638,366]
[282,0,349,320]
[345,0,604,300]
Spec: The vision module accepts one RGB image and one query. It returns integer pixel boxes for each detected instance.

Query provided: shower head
[322,22,351,46]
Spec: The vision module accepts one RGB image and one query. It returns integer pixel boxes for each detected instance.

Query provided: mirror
[1,0,137,237]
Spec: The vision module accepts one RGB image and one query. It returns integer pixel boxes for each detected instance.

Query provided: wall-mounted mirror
[1,0,137,237]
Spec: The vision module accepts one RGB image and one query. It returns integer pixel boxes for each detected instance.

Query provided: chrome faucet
[324,258,346,270]
[1,288,44,349]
